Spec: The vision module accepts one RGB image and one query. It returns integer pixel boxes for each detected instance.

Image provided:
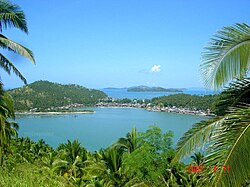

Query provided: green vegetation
[173,23,250,186]
[152,94,218,112]
[8,80,107,111]
[0,0,35,84]
[0,0,34,165]
[2,1,250,186]
[0,163,67,187]
[127,85,183,92]
[0,127,201,186]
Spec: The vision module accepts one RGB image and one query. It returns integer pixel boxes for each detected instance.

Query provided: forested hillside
[152,94,218,111]
[8,81,107,111]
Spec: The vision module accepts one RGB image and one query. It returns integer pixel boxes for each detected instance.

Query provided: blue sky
[1,0,250,89]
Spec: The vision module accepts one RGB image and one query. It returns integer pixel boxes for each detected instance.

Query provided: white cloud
[150,65,161,73]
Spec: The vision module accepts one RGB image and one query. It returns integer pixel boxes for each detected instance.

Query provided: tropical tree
[0,89,18,165]
[113,127,138,153]
[0,0,35,166]
[83,146,125,186]
[173,23,250,186]
[200,23,250,89]
[53,140,87,180]
[190,152,204,166]
[0,0,35,84]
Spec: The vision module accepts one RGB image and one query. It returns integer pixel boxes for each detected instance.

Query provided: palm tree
[53,140,87,180]
[0,90,18,165]
[200,23,250,89]
[84,147,124,186]
[0,0,35,166]
[113,127,138,153]
[0,0,35,84]
[173,23,250,187]
[190,152,204,166]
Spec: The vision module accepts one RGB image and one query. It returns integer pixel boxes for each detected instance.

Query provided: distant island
[8,80,107,112]
[103,87,126,90]
[127,85,183,92]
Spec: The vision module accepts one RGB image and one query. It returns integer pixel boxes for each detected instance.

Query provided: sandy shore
[15,111,95,115]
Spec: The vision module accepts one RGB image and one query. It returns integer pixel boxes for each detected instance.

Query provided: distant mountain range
[127,85,184,92]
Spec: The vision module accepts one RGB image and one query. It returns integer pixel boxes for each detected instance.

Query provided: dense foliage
[174,23,250,186]
[2,1,250,186]
[8,81,107,111]
[0,0,35,84]
[152,94,218,112]
[0,126,201,187]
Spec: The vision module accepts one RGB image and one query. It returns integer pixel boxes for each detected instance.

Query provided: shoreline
[15,111,96,115]
[95,103,214,116]
[15,106,214,117]
[96,106,213,116]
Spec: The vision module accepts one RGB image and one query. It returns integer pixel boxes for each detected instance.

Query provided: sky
[1,0,250,89]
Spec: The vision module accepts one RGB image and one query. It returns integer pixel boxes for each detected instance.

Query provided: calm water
[101,88,217,99]
[16,108,208,151]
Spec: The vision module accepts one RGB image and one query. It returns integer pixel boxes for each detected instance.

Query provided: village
[95,100,213,116]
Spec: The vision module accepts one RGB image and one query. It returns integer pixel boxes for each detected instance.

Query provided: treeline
[152,94,218,112]
[8,81,107,111]
[1,126,202,186]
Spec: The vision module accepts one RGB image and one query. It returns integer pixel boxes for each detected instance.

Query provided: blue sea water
[15,88,214,151]
[16,108,208,151]
[101,88,217,100]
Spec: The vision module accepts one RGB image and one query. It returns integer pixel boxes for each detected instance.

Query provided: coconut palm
[0,0,35,84]
[84,146,124,186]
[190,152,204,166]
[173,23,250,187]
[0,0,34,166]
[0,90,18,165]
[53,140,87,179]
[200,23,250,89]
[113,127,138,154]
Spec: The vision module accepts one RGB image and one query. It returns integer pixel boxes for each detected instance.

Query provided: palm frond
[172,117,224,163]
[0,92,15,119]
[113,127,138,153]
[0,34,35,64]
[201,23,250,89]
[0,53,27,84]
[215,77,250,115]
[200,106,250,186]
[0,0,28,33]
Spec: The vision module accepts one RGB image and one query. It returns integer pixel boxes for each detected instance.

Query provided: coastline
[95,103,214,116]
[14,104,214,117]
[15,111,95,115]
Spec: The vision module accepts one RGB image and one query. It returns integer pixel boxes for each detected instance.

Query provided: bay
[16,107,208,152]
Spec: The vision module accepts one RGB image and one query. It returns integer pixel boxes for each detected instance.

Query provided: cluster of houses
[28,100,213,116]
[95,102,146,108]
[146,105,213,116]
[95,101,214,116]
[29,103,84,112]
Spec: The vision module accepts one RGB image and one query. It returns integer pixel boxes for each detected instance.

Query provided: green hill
[8,80,107,111]
[152,94,218,111]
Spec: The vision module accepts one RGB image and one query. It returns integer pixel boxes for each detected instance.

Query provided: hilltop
[127,85,183,92]
[8,80,107,111]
